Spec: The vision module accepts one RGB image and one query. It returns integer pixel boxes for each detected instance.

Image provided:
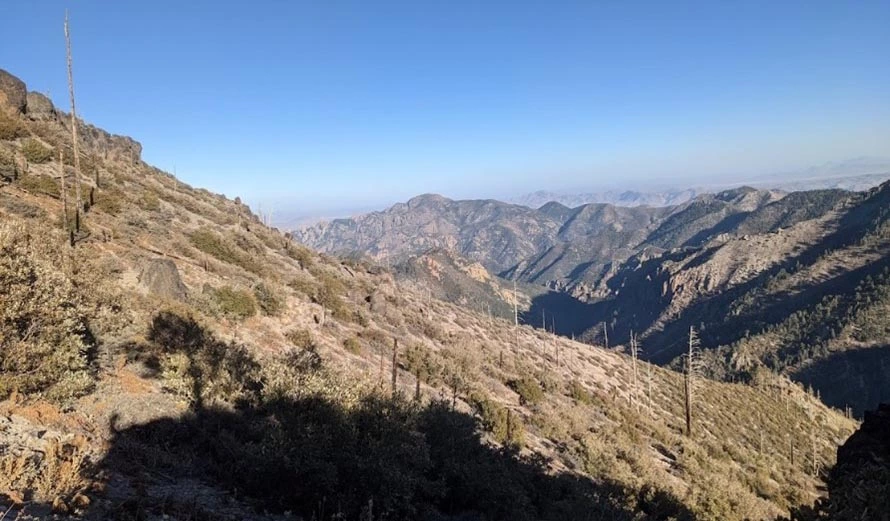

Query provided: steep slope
[0,68,859,521]
[570,181,890,415]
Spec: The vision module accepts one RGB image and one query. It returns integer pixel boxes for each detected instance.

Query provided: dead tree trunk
[64,11,83,229]
[684,325,700,437]
[59,151,69,235]
[630,331,639,410]
[603,322,609,349]
[513,280,519,326]
[391,338,398,396]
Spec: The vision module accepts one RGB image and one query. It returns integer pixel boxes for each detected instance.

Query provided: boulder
[25,91,56,119]
[138,258,188,301]
[0,69,27,114]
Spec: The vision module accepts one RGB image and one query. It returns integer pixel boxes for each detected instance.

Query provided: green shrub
[285,243,314,268]
[507,375,544,405]
[469,391,525,448]
[148,310,262,407]
[138,190,161,211]
[569,380,593,404]
[94,187,126,215]
[285,328,315,349]
[190,229,262,274]
[16,174,60,197]
[212,285,257,319]
[343,336,361,354]
[253,282,283,316]
[0,148,18,181]
[289,275,317,297]
[21,138,53,164]
[312,271,353,321]
[0,222,95,401]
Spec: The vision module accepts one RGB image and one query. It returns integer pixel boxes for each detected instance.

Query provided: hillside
[0,68,862,520]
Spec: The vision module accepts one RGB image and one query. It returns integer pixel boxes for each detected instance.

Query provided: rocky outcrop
[0,69,27,114]
[0,69,141,163]
[79,122,142,163]
[25,91,56,119]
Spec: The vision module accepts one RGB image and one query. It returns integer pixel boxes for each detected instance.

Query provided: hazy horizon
[2,1,889,216]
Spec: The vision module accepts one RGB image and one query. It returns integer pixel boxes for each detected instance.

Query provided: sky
[1,1,889,217]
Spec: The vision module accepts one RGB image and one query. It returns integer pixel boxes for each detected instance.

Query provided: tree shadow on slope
[793,344,890,418]
[84,310,696,521]
[522,290,600,338]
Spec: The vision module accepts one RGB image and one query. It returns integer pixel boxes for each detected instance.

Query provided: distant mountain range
[507,157,890,209]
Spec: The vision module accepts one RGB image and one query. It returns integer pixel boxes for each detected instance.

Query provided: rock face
[139,258,188,301]
[0,69,27,114]
[80,122,143,163]
[25,91,56,119]
[0,69,142,162]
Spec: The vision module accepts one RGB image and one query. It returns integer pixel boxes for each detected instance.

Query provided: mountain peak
[406,193,451,207]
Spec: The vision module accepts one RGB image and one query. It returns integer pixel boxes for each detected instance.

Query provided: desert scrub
[469,391,525,448]
[0,194,44,218]
[288,274,318,297]
[94,187,127,215]
[0,111,27,140]
[211,285,257,319]
[16,174,60,197]
[569,380,593,404]
[189,228,262,274]
[0,147,17,180]
[21,138,53,164]
[507,375,544,405]
[149,311,262,406]
[343,336,362,354]
[137,189,161,211]
[285,242,314,268]
[253,282,283,316]
[0,222,95,401]
[311,270,353,321]
[285,328,315,349]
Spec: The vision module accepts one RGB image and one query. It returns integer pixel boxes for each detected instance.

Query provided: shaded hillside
[0,68,859,520]
[564,180,890,415]
[788,403,890,521]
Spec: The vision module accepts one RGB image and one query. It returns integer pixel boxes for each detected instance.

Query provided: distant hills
[507,158,890,209]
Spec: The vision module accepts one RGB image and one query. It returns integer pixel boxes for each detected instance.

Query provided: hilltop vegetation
[0,67,864,520]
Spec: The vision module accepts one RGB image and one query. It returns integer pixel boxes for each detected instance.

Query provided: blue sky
[1,1,889,215]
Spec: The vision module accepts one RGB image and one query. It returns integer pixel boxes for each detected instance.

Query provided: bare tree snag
[65,11,84,227]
